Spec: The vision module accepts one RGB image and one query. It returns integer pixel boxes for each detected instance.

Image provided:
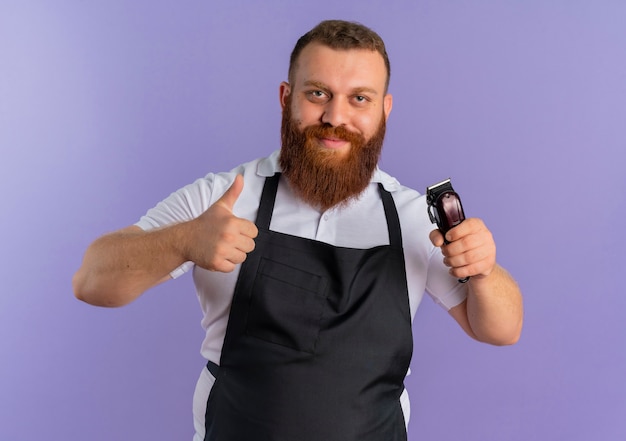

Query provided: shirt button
[323,214,329,221]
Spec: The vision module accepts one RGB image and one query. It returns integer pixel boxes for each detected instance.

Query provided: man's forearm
[72,224,189,307]
[465,264,523,345]
[74,177,260,307]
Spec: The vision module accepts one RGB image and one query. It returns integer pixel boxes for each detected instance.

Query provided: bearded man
[73,20,523,441]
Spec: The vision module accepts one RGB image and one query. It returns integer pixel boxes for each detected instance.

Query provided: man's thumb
[217,174,244,211]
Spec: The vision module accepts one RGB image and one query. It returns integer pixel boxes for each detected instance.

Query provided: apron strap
[378,183,403,249]
[206,360,220,378]
[255,173,280,230]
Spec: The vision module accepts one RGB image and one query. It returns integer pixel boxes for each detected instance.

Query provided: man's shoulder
[373,168,422,197]
[372,169,431,226]
[249,150,281,177]
[215,150,280,180]
[196,150,279,186]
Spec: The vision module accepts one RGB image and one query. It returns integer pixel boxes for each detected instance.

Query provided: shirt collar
[256,150,401,192]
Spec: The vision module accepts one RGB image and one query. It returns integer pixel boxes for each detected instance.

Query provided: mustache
[303,124,365,145]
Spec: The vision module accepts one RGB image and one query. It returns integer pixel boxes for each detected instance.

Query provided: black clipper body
[426,178,469,283]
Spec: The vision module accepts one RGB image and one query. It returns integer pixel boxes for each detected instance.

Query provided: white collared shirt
[137,150,466,363]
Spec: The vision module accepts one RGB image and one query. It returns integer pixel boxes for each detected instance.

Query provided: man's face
[280,43,392,156]
[278,43,393,210]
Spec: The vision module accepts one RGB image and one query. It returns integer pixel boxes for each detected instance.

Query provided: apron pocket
[245,257,327,353]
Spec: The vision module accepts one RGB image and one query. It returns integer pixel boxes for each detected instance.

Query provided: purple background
[1,1,624,439]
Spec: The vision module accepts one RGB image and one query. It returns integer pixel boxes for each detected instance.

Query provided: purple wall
[1,1,624,439]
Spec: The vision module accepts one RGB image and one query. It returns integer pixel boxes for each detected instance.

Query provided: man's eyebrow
[351,87,379,96]
[303,80,331,91]
[302,80,379,95]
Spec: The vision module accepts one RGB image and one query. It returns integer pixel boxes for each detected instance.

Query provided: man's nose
[321,98,351,127]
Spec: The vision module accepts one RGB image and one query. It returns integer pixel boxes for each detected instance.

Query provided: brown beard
[279,100,386,211]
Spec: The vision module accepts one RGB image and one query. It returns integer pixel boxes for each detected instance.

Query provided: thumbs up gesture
[185,175,258,272]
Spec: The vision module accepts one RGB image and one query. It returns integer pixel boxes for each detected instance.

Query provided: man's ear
[279,82,291,110]
[383,93,393,121]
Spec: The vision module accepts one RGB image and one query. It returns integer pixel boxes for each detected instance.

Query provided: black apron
[204,174,413,441]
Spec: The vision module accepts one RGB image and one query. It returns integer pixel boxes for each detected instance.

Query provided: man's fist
[429,218,496,280]
[185,175,258,272]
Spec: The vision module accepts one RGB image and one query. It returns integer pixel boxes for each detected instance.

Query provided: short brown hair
[288,20,391,91]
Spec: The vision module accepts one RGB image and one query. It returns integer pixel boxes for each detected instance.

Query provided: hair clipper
[426,178,469,283]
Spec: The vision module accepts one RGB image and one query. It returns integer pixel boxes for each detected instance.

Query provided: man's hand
[429,218,497,281]
[430,218,523,345]
[185,174,259,273]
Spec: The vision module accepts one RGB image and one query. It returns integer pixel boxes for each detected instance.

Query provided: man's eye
[306,90,329,103]
[354,95,368,103]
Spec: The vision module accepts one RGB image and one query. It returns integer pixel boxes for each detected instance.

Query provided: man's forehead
[292,43,388,90]
[295,43,386,68]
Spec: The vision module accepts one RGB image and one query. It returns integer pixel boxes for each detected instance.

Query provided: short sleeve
[425,246,468,310]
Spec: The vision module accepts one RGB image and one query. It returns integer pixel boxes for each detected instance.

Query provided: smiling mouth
[318,137,349,150]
